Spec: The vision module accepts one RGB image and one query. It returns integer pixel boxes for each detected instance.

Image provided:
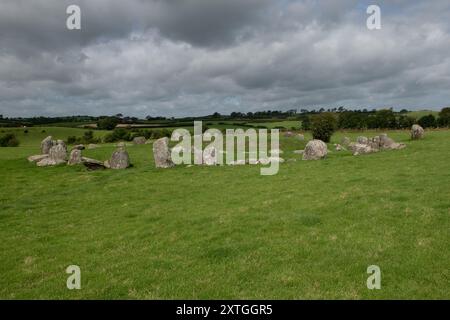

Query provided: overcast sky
[1,0,450,117]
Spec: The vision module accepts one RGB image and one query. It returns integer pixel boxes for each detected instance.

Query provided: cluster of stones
[152,137,286,168]
[28,136,130,170]
[341,133,408,156]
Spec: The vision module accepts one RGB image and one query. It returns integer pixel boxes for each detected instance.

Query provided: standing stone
[133,136,146,145]
[302,140,328,160]
[67,149,82,165]
[411,124,424,140]
[37,140,67,166]
[108,147,130,169]
[153,137,174,168]
[40,136,54,154]
[49,141,68,163]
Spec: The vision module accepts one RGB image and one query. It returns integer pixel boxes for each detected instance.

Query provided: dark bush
[398,115,415,129]
[418,114,437,128]
[311,113,337,143]
[438,107,450,127]
[67,136,77,144]
[102,128,132,143]
[0,133,20,147]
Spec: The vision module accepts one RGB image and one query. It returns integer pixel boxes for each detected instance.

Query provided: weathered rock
[108,148,130,169]
[73,144,85,150]
[411,124,424,140]
[302,140,328,160]
[348,143,378,156]
[133,136,146,145]
[357,136,369,145]
[37,141,67,166]
[379,134,406,150]
[40,136,54,154]
[36,158,58,167]
[153,137,174,168]
[203,147,219,166]
[28,154,48,163]
[49,141,67,162]
[67,149,82,165]
[82,157,106,170]
[341,137,351,146]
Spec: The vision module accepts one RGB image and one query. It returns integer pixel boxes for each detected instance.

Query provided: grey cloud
[1,0,450,117]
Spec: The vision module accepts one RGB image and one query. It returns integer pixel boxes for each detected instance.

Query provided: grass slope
[0,128,449,299]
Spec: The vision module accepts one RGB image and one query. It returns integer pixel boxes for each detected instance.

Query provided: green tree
[97,117,119,130]
[374,109,397,129]
[437,107,450,127]
[311,113,337,142]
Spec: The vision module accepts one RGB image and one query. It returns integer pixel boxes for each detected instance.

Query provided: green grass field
[0,126,449,299]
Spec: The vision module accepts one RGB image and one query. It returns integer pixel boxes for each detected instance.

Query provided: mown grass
[0,127,449,299]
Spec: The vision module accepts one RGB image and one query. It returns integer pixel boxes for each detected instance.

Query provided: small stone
[133,136,146,145]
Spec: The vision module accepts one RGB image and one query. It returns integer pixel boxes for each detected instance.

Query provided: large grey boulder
[67,149,82,165]
[107,147,130,169]
[411,124,424,140]
[302,140,328,160]
[133,136,146,145]
[153,137,174,168]
[40,136,54,154]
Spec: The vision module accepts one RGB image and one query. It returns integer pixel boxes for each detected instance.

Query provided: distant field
[0,125,449,299]
[407,110,440,119]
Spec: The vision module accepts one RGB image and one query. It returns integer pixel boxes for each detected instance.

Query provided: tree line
[300,108,450,130]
